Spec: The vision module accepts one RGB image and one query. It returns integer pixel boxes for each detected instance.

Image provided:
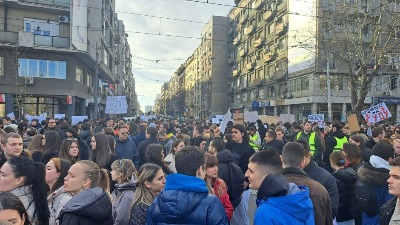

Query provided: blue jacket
[115,138,139,169]
[132,132,146,147]
[146,173,228,225]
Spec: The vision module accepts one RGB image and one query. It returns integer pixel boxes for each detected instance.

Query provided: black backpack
[226,162,244,208]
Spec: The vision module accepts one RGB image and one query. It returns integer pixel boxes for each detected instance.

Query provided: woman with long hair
[45,158,72,225]
[0,157,49,225]
[129,163,165,225]
[66,128,89,160]
[110,159,137,225]
[89,133,116,172]
[349,135,372,163]
[0,192,31,225]
[27,134,44,162]
[107,135,116,154]
[145,144,172,175]
[204,154,234,220]
[330,151,357,225]
[341,142,362,171]
[59,139,80,165]
[42,130,61,164]
[60,160,112,224]
[223,133,235,151]
[164,140,185,173]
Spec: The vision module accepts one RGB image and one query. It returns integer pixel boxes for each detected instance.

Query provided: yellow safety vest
[296,132,316,156]
[249,134,259,151]
[333,136,348,152]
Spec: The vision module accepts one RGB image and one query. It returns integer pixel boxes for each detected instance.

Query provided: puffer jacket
[111,180,137,225]
[79,130,92,148]
[332,167,357,222]
[146,173,228,225]
[11,186,36,224]
[48,187,72,225]
[23,135,34,148]
[59,187,113,225]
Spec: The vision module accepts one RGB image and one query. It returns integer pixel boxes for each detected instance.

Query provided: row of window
[75,66,93,87]
[18,58,67,79]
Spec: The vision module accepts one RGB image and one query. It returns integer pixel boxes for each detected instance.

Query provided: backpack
[227,162,244,208]
[355,179,380,216]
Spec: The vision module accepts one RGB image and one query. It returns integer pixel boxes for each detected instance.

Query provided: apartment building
[0,0,137,118]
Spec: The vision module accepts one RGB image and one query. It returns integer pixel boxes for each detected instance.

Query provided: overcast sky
[115,0,234,112]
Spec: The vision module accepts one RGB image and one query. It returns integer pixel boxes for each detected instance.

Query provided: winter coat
[79,130,92,148]
[212,178,234,220]
[111,180,137,225]
[357,156,393,225]
[324,130,348,166]
[296,130,324,164]
[230,141,255,174]
[380,197,397,225]
[132,132,146,147]
[216,149,244,208]
[130,201,149,225]
[255,174,315,225]
[332,167,357,222]
[11,186,37,224]
[282,167,333,225]
[146,173,228,225]
[59,187,113,225]
[361,146,373,163]
[48,187,72,225]
[365,138,378,150]
[23,135,34,148]
[260,139,285,155]
[304,160,339,219]
[77,137,89,160]
[115,138,139,169]
[138,138,161,167]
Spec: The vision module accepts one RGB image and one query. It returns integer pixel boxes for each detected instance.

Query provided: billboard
[71,0,88,51]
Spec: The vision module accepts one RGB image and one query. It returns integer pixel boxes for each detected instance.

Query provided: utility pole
[327,59,332,122]
[94,42,99,119]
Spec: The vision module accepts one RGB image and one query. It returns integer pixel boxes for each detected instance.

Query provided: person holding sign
[296,121,324,166]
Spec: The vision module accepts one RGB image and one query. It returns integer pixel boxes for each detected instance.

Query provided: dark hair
[172,139,184,155]
[146,144,164,165]
[389,156,400,167]
[66,128,78,138]
[60,121,70,130]
[139,125,146,133]
[372,142,394,161]
[294,139,311,156]
[194,137,206,148]
[195,125,204,135]
[103,127,115,136]
[147,127,158,138]
[342,143,361,168]
[205,153,219,168]
[43,130,61,155]
[266,131,277,140]
[3,127,15,133]
[232,124,249,142]
[107,135,115,153]
[0,192,31,225]
[224,133,233,143]
[81,122,92,131]
[175,146,205,176]
[330,151,346,167]
[129,123,138,136]
[48,158,71,193]
[371,127,384,138]
[90,133,112,169]
[132,163,162,206]
[7,157,49,225]
[349,135,366,150]
[249,150,283,175]
[211,138,225,152]
[59,139,80,164]
[282,142,305,167]
[332,123,342,130]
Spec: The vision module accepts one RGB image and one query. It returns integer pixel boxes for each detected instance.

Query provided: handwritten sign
[72,116,88,125]
[259,115,279,124]
[347,114,360,132]
[233,113,244,125]
[279,114,295,124]
[220,109,232,133]
[308,114,325,128]
[361,102,392,123]
[105,96,127,114]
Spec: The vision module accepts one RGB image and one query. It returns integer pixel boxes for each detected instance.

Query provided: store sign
[373,97,400,105]
[252,101,260,108]
[66,95,72,105]
[0,94,4,103]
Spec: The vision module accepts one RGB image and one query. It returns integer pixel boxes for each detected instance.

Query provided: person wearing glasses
[115,125,139,169]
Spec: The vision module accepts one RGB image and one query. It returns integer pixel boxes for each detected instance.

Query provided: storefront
[0,94,5,117]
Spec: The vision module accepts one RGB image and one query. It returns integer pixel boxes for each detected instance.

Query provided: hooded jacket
[11,186,36,224]
[283,167,332,225]
[115,138,139,169]
[333,167,357,222]
[230,141,255,174]
[146,173,228,225]
[59,187,113,225]
[111,180,137,225]
[48,187,72,225]
[261,139,285,155]
[357,156,393,225]
[79,130,92,149]
[254,174,315,225]
[324,130,347,166]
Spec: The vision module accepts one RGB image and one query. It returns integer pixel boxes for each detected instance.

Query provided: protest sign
[347,114,360,132]
[54,114,65,119]
[105,96,127,114]
[244,111,259,123]
[72,116,88,125]
[361,102,392,123]
[308,114,325,128]
[220,108,232,133]
[259,115,279,124]
[233,113,244,125]
[212,118,220,124]
[6,112,15,120]
[279,114,295,124]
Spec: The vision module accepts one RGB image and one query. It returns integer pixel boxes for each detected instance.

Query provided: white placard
[105,96,127,114]
[244,111,259,123]
[72,116,88,125]
[6,112,15,120]
[308,114,325,128]
[361,102,392,124]
[54,114,65,119]
[220,108,232,134]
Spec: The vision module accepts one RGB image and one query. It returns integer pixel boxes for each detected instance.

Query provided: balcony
[20,0,70,8]
[240,16,248,24]
[34,35,70,48]
[264,11,275,22]
[228,57,235,64]
[276,23,287,35]
[277,50,287,60]
[239,48,247,57]
[233,36,241,45]
[253,0,264,9]
[245,24,255,35]
[254,37,265,48]
[264,52,276,62]
[246,62,255,71]
[233,69,240,76]
[277,2,287,11]
[266,32,275,43]
[0,31,18,44]
[273,69,287,80]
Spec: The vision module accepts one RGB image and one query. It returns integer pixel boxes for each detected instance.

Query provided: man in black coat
[323,123,348,171]
[138,127,161,167]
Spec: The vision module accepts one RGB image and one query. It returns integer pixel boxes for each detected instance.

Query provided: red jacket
[212,178,234,220]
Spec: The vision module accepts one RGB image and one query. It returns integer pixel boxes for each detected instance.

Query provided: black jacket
[79,130,92,149]
[361,146,373,163]
[365,138,377,150]
[138,137,161,167]
[261,139,285,155]
[230,141,255,174]
[304,160,339,219]
[332,167,357,222]
[59,187,112,225]
[380,197,397,225]
[324,130,347,166]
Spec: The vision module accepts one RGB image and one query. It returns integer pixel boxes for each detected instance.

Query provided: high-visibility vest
[249,134,259,150]
[296,132,316,156]
[333,136,348,152]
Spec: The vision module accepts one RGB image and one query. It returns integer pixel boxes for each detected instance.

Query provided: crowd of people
[0,115,400,224]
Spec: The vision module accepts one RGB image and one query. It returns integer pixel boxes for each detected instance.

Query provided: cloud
[116,0,234,112]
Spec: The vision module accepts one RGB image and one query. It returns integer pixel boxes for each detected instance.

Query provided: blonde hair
[131,163,161,207]
[76,160,110,193]
[111,159,137,184]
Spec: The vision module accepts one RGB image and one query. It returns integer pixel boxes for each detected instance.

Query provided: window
[86,73,92,87]
[268,23,275,34]
[301,76,309,90]
[0,57,4,78]
[18,58,66,79]
[76,66,83,82]
[24,18,60,37]
[391,76,398,90]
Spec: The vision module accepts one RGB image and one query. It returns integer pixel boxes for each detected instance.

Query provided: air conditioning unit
[286,93,292,98]
[384,91,391,96]
[24,77,34,85]
[59,16,69,23]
